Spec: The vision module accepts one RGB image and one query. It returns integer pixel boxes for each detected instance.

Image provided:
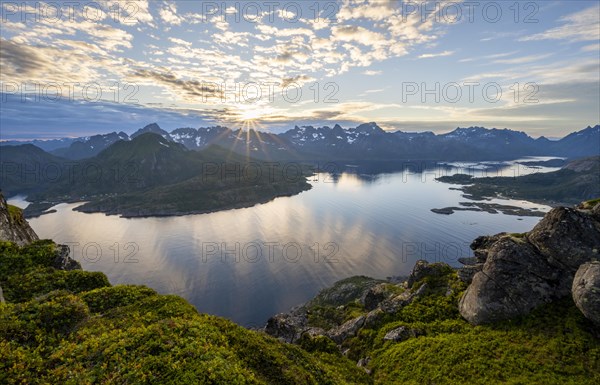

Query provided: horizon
[1,1,599,139]
[1,121,599,142]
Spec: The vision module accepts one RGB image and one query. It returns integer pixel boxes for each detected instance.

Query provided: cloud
[281,75,315,88]
[582,43,600,52]
[418,50,454,59]
[168,37,192,47]
[130,69,225,101]
[159,3,183,25]
[520,4,600,42]
[493,53,553,65]
[363,70,382,76]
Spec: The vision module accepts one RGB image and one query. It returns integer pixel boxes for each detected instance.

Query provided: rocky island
[435,156,600,207]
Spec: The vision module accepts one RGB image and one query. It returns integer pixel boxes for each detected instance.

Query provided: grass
[6,204,23,224]
[2,239,598,384]
[0,240,369,385]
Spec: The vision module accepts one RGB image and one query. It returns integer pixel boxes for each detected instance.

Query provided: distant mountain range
[1,133,311,217]
[2,123,599,161]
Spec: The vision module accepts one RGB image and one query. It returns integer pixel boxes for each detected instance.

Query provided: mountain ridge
[3,123,599,161]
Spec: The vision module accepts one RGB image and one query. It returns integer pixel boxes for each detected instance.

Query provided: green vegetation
[370,298,600,385]
[297,267,600,384]
[19,133,313,217]
[6,204,22,223]
[0,240,369,384]
[582,197,600,209]
[2,240,598,384]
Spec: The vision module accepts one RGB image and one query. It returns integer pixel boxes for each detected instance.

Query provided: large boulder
[460,205,600,325]
[528,207,600,272]
[459,236,568,324]
[572,261,600,325]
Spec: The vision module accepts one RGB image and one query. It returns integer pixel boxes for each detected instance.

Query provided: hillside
[0,195,368,384]
[5,133,313,218]
[1,195,599,384]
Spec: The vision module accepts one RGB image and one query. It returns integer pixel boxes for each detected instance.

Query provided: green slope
[0,240,369,385]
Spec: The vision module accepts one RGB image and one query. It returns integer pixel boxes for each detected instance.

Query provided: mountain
[169,126,301,160]
[0,137,78,152]
[10,123,598,162]
[0,144,67,196]
[130,122,173,141]
[50,131,129,160]
[438,126,545,157]
[550,125,600,157]
[19,133,311,217]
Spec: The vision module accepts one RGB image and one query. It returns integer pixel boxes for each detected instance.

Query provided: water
[8,160,555,327]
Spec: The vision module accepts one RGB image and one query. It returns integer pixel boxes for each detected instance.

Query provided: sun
[236,105,272,131]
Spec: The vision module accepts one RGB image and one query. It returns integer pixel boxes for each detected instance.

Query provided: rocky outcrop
[383,326,422,342]
[263,309,308,343]
[328,315,366,344]
[0,191,39,246]
[264,260,455,346]
[407,260,450,288]
[572,261,600,325]
[459,202,600,325]
[361,283,393,311]
[52,244,82,271]
[0,191,81,272]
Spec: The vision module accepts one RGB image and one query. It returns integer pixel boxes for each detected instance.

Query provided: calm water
[9,160,556,327]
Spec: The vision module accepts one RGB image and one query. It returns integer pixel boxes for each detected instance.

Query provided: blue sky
[0,0,599,139]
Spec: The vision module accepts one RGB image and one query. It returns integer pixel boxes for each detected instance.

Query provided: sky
[0,0,599,140]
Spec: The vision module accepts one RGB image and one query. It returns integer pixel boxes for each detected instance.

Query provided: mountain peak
[132,123,172,141]
[355,122,384,134]
[143,123,162,131]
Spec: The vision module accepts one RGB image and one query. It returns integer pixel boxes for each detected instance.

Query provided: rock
[380,290,413,313]
[528,207,600,272]
[357,357,371,374]
[361,283,392,311]
[328,315,365,344]
[0,191,39,246]
[572,261,600,325]
[457,264,483,284]
[460,205,600,325]
[460,236,570,325]
[52,244,82,271]
[592,201,600,219]
[458,257,478,266]
[364,308,384,328]
[383,326,421,342]
[301,327,327,338]
[308,276,383,308]
[264,312,308,343]
[470,234,504,263]
[407,260,451,288]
